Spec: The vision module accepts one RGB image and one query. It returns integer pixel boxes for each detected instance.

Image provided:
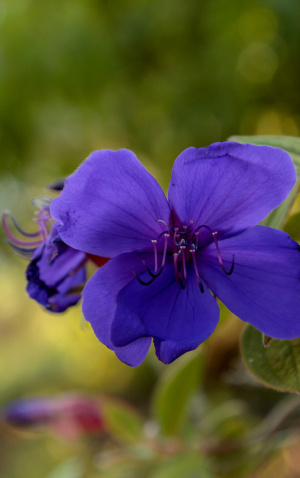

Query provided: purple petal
[51,149,171,258]
[26,257,85,313]
[37,245,86,288]
[82,252,153,366]
[198,226,300,338]
[168,143,296,235]
[111,263,220,364]
[153,338,201,364]
[26,224,87,313]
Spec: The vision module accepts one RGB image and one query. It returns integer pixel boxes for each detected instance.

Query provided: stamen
[151,240,158,273]
[173,253,180,283]
[9,215,42,238]
[194,231,199,250]
[32,197,52,207]
[180,246,187,280]
[161,233,169,268]
[173,253,186,289]
[6,240,38,258]
[173,227,179,246]
[194,225,234,276]
[179,220,194,235]
[135,233,170,284]
[156,219,171,229]
[141,261,164,279]
[2,213,43,248]
[212,232,234,275]
[132,271,157,286]
[134,219,234,289]
[157,229,170,240]
[190,249,204,293]
[194,224,213,234]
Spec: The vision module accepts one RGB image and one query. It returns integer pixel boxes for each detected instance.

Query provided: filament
[2,213,43,248]
[194,225,234,276]
[190,249,204,293]
[212,232,234,276]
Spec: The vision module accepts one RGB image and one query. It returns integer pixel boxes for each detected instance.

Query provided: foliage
[242,325,300,393]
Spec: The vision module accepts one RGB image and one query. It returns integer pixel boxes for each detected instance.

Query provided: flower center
[134,220,235,291]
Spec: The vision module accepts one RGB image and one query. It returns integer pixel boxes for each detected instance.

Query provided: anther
[212,232,235,275]
[133,271,158,286]
[141,260,164,279]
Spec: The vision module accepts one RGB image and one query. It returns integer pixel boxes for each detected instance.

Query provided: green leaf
[102,398,144,443]
[227,135,300,175]
[260,180,299,229]
[284,211,300,242]
[227,135,300,229]
[152,352,202,436]
[241,325,300,393]
[149,454,212,478]
[46,459,83,478]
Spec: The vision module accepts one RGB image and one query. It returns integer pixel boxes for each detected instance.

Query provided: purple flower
[4,394,106,438]
[2,198,87,312]
[50,142,300,365]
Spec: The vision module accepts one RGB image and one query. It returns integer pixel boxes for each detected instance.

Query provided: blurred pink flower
[4,394,106,440]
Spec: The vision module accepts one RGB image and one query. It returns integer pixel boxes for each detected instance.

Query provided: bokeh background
[1,0,300,477]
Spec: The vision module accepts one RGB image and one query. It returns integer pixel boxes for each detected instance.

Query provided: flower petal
[111,263,220,364]
[168,143,296,235]
[51,149,171,258]
[198,226,300,338]
[153,338,201,364]
[26,250,86,313]
[37,246,86,288]
[82,252,153,366]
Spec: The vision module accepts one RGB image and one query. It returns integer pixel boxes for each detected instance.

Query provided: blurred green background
[1,0,300,476]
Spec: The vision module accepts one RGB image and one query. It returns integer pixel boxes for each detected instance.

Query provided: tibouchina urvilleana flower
[50,142,300,365]
[3,197,88,312]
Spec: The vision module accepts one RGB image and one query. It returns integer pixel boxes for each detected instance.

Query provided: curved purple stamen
[134,233,170,284]
[141,260,164,279]
[2,202,54,259]
[133,271,158,286]
[190,249,205,293]
[10,216,42,238]
[5,241,38,258]
[194,225,235,275]
[2,212,44,248]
